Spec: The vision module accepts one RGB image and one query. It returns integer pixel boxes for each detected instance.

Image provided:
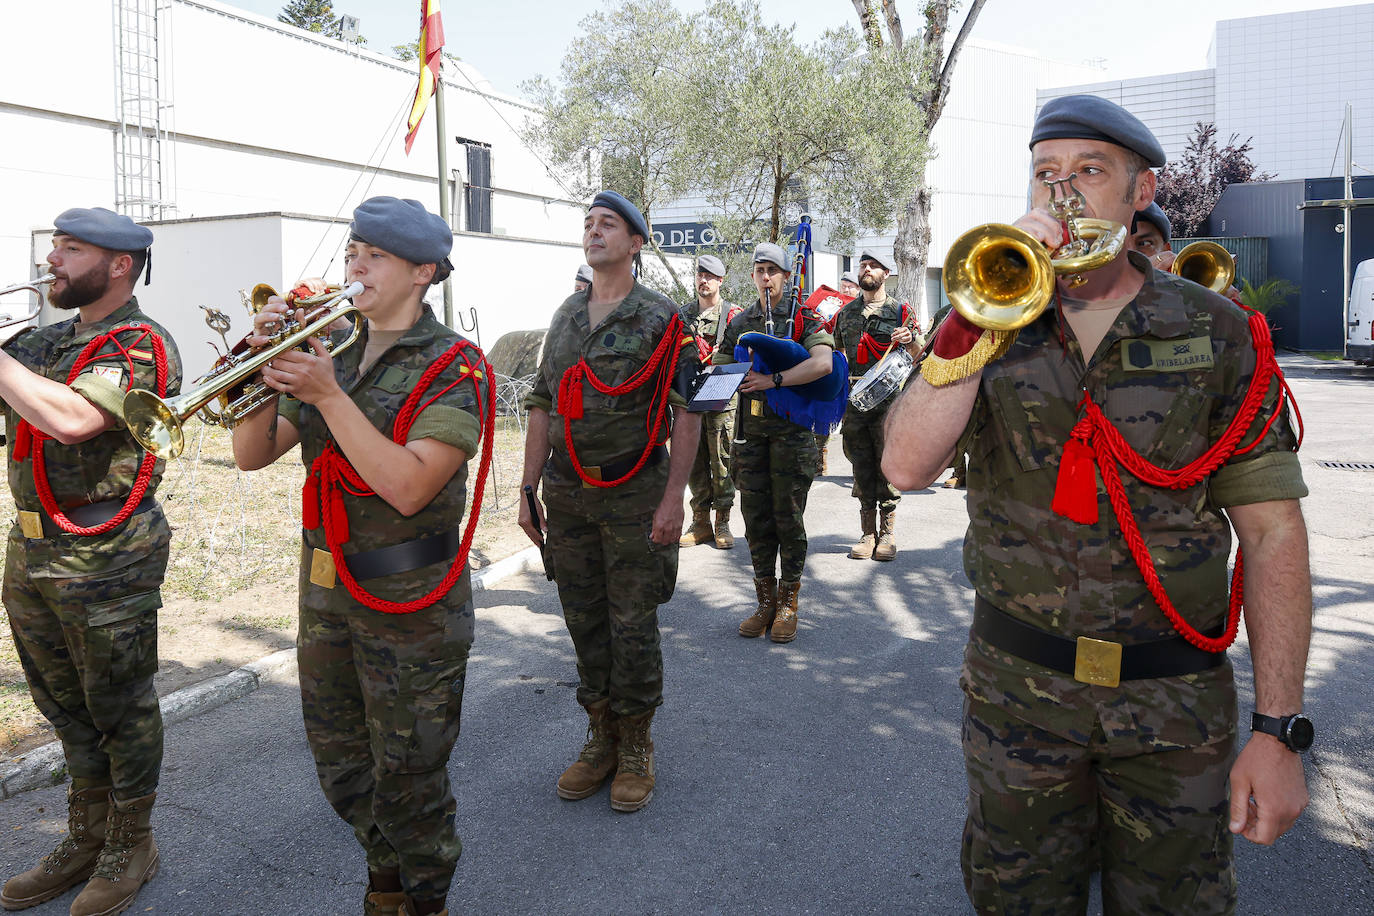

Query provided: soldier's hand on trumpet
[1011,208,1071,251]
[260,336,340,407]
[246,295,297,347]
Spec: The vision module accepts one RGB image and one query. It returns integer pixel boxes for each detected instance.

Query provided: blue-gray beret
[696,254,726,278]
[588,190,648,241]
[1031,94,1166,168]
[350,197,453,269]
[1132,202,1172,245]
[859,248,896,274]
[53,207,153,253]
[575,264,593,283]
[840,270,857,285]
[752,242,789,272]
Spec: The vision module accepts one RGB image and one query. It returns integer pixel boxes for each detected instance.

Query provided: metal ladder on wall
[113,0,174,220]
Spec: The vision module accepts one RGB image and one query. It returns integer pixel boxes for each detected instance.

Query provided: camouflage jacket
[713,296,834,440]
[831,294,913,379]
[961,251,1307,752]
[682,298,740,362]
[282,310,486,610]
[525,281,697,515]
[2,297,182,578]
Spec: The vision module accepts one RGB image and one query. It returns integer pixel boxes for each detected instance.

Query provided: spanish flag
[404,0,444,155]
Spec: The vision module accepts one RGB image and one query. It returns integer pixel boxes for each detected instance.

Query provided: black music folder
[686,362,749,412]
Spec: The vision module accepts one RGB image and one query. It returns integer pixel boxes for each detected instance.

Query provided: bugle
[123,281,365,459]
[0,273,54,329]
[1171,240,1235,293]
[943,174,1127,332]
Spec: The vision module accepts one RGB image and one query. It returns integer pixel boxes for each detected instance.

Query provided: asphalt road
[1,363,1371,915]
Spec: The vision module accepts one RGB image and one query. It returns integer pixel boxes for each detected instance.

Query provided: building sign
[650,222,724,252]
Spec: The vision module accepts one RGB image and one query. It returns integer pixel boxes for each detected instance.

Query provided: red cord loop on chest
[14,325,169,536]
[1050,310,1302,652]
[302,340,496,614]
[558,312,685,488]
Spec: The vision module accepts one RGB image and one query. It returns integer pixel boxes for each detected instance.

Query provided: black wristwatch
[1251,712,1314,753]
[772,372,784,389]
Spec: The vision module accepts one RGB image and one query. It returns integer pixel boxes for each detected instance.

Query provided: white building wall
[1215,4,1374,181]
[1,0,587,349]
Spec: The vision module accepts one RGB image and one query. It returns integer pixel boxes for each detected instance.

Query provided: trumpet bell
[124,389,184,460]
[944,224,1057,332]
[1171,240,1235,293]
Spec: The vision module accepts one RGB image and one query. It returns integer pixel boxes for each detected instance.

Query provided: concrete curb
[0,546,543,799]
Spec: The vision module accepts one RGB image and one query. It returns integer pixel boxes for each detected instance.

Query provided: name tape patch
[1122,336,1214,372]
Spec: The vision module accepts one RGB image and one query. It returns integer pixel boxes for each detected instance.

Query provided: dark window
[463,140,492,234]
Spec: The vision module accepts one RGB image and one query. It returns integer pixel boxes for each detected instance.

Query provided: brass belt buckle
[1074,636,1123,688]
[17,510,43,539]
[581,465,602,489]
[309,548,337,589]
[750,399,763,416]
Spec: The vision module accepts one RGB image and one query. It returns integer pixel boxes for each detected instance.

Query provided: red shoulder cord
[1050,308,1304,652]
[557,312,686,488]
[12,325,169,535]
[301,340,496,614]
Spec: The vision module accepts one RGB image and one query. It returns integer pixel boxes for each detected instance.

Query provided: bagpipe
[733,216,849,436]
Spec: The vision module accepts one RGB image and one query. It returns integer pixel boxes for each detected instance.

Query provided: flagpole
[435,57,453,329]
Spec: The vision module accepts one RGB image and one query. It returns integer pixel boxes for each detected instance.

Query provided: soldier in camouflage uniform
[233,197,485,916]
[830,249,918,561]
[520,191,700,813]
[884,96,1313,913]
[1,208,180,916]
[678,254,739,551]
[715,243,835,644]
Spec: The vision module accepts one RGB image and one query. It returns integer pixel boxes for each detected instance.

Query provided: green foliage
[278,0,365,45]
[1238,276,1298,316]
[523,0,931,300]
[393,38,419,61]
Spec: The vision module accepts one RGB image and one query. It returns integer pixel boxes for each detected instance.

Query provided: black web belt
[339,527,463,582]
[22,495,157,538]
[553,445,665,487]
[972,594,1226,687]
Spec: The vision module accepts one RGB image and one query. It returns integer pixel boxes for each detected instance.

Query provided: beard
[858,273,883,292]
[47,260,111,310]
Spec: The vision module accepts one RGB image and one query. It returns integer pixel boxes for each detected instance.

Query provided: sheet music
[693,372,745,401]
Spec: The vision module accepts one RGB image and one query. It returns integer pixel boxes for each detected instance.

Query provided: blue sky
[225,0,1374,99]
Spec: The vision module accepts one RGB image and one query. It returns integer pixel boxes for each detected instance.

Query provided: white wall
[0,0,586,327]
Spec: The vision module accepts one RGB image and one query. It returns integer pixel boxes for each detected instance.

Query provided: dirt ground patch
[1,415,532,758]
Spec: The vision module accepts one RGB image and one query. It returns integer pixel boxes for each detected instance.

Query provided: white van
[1349,259,1374,364]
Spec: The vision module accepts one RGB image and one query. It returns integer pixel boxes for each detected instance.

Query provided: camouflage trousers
[961,695,1238,915]
[297,594,474,901]
[545,504,675,717]
[732,421,818,581]
[841,400,900,510]
[3,527,164,798]
[686,408,736,512]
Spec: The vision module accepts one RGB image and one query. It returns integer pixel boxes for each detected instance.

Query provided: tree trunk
[893,174,933,329]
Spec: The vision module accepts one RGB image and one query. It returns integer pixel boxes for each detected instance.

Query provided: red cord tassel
[301,476,320,530]
[328,490,350,544]
[1052,437,1099,524]
[11,421,31,462]
[559,367,584,419]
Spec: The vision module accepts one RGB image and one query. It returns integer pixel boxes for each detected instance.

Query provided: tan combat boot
[678,507,713,547]
[1,784,109,910]
[70,791,158,916]
[874,507,898,561]
[771,580,801,643]
[848,507,877,560]
[738,576,777,637]
[364,868,406,916]
[556,700,618,800]
[609,712,655,813]
[712,507,735,549]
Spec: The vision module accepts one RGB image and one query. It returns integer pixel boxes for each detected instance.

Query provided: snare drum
[848,346,914,412]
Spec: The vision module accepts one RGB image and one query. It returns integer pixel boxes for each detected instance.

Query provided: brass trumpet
[0,273,54,329]
[1170,240,1235,293]
[123,281,365,459]
[943,175,1127,332]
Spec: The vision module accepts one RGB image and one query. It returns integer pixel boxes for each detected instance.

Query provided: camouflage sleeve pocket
[86,588,161,686]
[385,664,467,775]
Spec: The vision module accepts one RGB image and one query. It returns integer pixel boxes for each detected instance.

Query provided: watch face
[1285,715,1315,751]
